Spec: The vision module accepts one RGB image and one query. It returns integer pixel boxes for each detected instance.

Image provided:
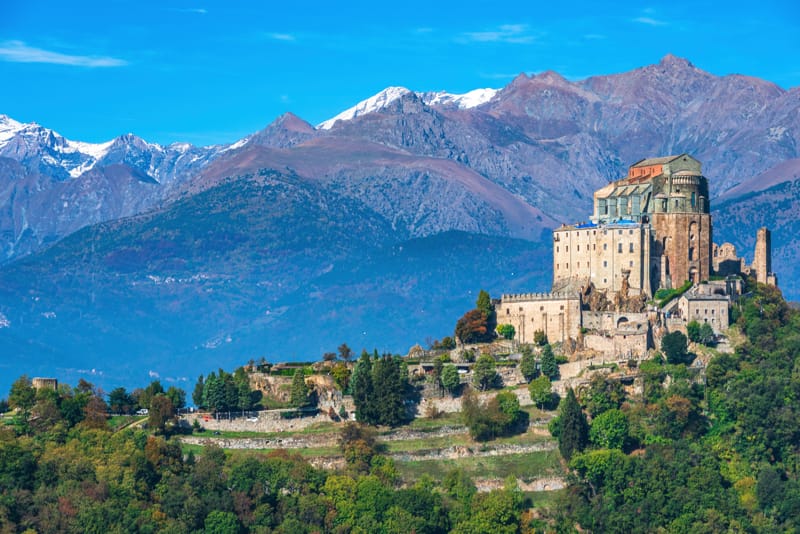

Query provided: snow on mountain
[317,86,498,130]
[421,88,499,109]
[0,114,25,143]
[317,86,412,130]
[0,114,115,178]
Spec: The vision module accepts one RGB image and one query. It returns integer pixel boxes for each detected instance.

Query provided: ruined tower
[752,227,775,286]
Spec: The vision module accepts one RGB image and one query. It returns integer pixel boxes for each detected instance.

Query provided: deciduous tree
[589,408,628,449]
[662,331,691,365]
[528,375,552,409]
[441,364,461,395]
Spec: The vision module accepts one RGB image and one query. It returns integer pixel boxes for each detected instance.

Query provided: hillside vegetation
[0,283,798,532]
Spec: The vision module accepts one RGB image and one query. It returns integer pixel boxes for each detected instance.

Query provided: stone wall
[498,294,581,345]
[552,223,651,296]
[583,332,647,358]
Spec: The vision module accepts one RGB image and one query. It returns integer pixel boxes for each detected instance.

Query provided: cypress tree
[372,355,407,427]
[290,369,309,408]
[540,344,559,380]
[558,388,588,461]
[351,351,375,424]
[519,345,538,382]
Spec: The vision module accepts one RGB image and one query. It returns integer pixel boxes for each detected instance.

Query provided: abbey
[499,154,776,353]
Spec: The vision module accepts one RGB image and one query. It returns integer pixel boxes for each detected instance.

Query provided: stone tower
[588,154,712,293]
[753,227,772,285]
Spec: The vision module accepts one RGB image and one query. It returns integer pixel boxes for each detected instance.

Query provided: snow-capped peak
[0,114,26,144]
[317,86,412,130]
[422,88,499,109]
[0,114,116,177]
[316,86,499,130]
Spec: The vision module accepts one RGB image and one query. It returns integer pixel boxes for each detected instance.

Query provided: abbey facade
[499,154,776,355]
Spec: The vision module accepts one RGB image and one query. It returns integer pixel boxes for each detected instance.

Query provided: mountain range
[1,54,798,393]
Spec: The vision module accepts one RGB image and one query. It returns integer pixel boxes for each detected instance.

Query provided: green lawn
[191,420,339,439]
[526,488,566,509]
[396,449,563,482]
[405,411,463,430]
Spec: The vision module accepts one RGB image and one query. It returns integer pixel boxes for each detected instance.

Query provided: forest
[0,282,798,532]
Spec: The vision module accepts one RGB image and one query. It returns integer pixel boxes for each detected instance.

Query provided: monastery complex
[498,155,776,357]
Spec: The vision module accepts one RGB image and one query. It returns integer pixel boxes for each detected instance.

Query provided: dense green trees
[496,323,515,340]
[687,320,715,345]
[351,351,412,426]
[581,374,625,417]
[461,389,525,441]
[560,283,800,532]
[1,282,797,532]
[194,367,261,412]
[588,408,628,449]
[661,330,692,364]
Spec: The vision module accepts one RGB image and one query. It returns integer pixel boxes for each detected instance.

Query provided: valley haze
[1,55,799,395]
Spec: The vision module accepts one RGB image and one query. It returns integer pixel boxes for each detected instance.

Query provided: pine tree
[472,354,498,391]
[558,388,588,461]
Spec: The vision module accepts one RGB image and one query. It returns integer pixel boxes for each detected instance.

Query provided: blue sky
[1,0,798,146]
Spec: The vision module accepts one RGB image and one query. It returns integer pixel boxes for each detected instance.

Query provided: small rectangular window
[629,243,634,253]
[603,243,607,250]
[618,243,622,253]
[603,260,607,267]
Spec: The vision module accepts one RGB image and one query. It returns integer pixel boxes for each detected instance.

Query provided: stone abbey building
[499,154,776,354]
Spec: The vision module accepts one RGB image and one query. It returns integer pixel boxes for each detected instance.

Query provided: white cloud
[633,16,668,27]
[460,24,537,45]
[0,40,127,67]
[267,33,296,42]
[149,370,160,378]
